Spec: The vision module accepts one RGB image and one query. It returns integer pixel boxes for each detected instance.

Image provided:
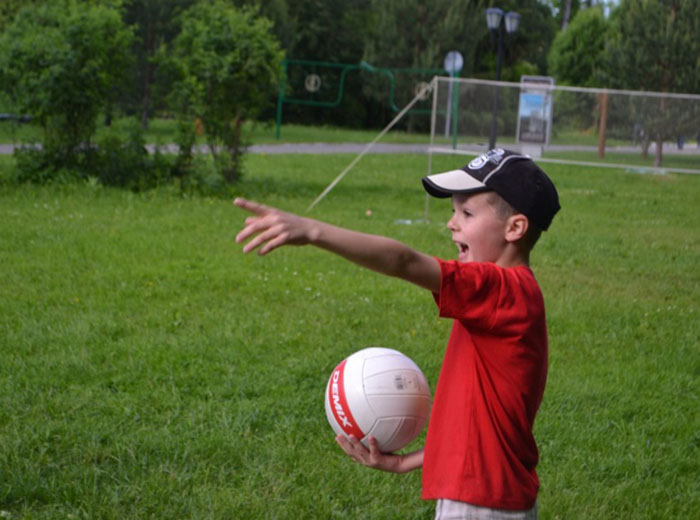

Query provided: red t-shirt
[421,260,548,510]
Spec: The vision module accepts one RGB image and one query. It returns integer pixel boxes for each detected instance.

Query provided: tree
[362,0,487,128]
[548,7,607,87]
[272,0,369,64]
[122,0,196,129]
[364,0,486,73]
[0,0,39,31]
[253,0,376,128]
[547,8,608,147]
[542,0,611,30]
[602,0,700,166]
[169,1,284,183]
[561,0,574,30]
[0,0,134,173]
[0,0,40,112]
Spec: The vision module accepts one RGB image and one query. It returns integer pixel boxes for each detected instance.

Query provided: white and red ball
[324,347,431,453]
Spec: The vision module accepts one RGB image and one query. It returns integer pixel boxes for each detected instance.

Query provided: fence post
[275,60,287,140]
[598,90,609,158]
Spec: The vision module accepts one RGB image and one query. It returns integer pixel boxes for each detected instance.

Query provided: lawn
[1,152,699,518]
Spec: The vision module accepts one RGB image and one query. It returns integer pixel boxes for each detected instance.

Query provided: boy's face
[448,192,509,264]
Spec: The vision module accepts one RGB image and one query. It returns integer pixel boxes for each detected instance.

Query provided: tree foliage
[0,0,39,32]
[122,0,197,128]
[601,0,700,165]
[253,0,375,127]
[358,0,485,127]
[363,0,485,71]
[603,0,700,94]
[546,7,608,146]
[0,0,133,171]
[169,1,284,183]
[270,0,368,63]
[548,7,608,87]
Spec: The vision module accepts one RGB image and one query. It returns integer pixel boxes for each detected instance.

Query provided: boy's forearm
[307,219,439,292]
[308,219,412,274]
[394,448,424,474]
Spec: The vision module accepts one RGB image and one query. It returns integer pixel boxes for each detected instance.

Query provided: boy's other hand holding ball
[335,435,424,474]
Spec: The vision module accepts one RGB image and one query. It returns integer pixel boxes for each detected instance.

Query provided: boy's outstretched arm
[335,435,424,474]
[234,198,441,293]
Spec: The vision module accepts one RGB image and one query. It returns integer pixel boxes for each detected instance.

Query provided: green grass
[543,149,700,172]
[1,153,699,519]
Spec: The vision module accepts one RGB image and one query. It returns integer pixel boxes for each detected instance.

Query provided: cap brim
[422,169,487,198]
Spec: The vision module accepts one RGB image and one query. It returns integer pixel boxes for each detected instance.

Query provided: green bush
[169,1,284,183]
[94,119,169,190]
[0,0,133,172]
[11,118,173,190]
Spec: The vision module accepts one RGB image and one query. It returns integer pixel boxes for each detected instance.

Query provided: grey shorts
[434,499,537,520]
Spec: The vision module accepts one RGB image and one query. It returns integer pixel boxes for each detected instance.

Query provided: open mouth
[456,242,469,261]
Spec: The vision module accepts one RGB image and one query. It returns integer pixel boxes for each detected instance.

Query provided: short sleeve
[433,260,506,331]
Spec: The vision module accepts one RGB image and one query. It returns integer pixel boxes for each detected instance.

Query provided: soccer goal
[427,76,700,176]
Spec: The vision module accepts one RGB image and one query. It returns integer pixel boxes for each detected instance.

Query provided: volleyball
[324,347,431,453]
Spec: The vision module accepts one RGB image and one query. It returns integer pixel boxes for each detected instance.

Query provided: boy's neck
[494,245,530,269]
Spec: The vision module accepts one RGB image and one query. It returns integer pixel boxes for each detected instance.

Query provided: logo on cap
[468,148,505,171]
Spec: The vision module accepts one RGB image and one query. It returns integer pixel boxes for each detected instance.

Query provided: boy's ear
[505,214,529,243]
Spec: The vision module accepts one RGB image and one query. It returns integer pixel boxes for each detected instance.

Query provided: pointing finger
[234,197,273,216]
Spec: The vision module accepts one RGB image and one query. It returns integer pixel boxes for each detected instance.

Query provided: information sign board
[516,76,554,145]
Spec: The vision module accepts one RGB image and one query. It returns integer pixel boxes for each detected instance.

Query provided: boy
[235,148,560,519]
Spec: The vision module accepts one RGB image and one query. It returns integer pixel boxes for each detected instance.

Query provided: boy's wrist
[374,450,423,473]
[304,217,323,245]
[395,454,408,473]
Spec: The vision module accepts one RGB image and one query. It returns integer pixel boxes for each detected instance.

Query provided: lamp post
[486,8,520,149]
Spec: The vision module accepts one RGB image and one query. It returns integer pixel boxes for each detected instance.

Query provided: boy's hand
[335,435,405,473]
[234,197,316,255]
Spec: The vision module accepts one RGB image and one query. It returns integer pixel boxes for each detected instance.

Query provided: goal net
[428,76,700,176]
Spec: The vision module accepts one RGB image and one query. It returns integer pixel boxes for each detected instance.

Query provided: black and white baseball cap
[422,148,560,230]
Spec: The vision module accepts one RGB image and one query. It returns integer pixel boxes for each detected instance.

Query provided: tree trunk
[561,0,572,31]
[641,135,650,159]
[597,92,608,158]
[654,134,663,168]
[654,96,666,168]
[224,115,245,183]
[140,14,155,130]
[140,66,153,130]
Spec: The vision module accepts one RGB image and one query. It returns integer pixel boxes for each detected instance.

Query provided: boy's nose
[447,215,458,231]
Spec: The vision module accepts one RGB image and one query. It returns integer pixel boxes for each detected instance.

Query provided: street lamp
[486,8,520,149]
